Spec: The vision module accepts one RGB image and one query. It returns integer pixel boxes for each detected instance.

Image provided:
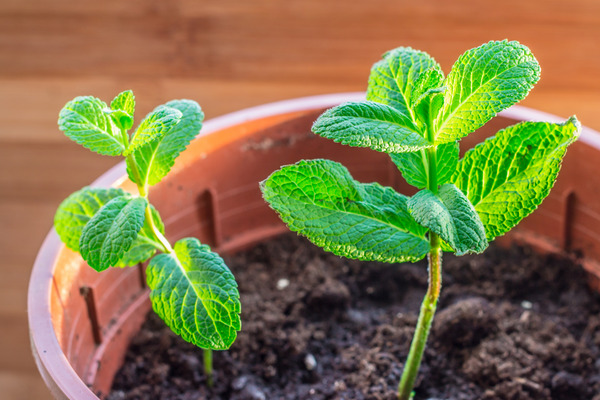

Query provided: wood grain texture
[1,0,599,397]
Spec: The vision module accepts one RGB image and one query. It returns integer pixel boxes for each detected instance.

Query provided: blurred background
[1,0,599,398]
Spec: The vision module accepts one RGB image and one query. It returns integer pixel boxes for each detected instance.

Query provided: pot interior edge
[29,100,600,399]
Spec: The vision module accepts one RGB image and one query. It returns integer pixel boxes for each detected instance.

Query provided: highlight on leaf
[453,116,580,241]
[53,90,240,378]
[261,159,430,264]
[260,40,581,400]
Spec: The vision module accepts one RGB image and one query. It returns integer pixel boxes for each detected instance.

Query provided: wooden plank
[0,371,51,400]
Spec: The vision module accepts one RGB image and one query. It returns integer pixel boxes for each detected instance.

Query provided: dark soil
[108,234,600,400]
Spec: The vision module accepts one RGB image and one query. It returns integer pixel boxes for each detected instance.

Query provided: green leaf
[125,105,183,156]
[127,100,203,186]
[54,187,127,252]
[79,196,147,271]
[435,40,541,144]
[58,96,125,156]
[410,66,445,110]
[367,47,443,119]
[408,184,487,255]
[147,238,241,350]
[453,117,580,240]
[109,90,136,131]
[261,159,430,263]
[390,141,459,189]
[311,101,430,153]
[116,205,165,267]
[105,109,134,132]
[111,90,135,116]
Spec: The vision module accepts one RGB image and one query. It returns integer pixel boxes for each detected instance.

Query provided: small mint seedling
[261,40,580,399]
[54,91,241,386]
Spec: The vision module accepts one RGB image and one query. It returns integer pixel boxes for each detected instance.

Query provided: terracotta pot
[29,93,600,399]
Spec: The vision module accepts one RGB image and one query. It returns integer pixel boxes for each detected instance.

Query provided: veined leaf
[261,159,430,263]
[58,96,125,156]
[79,196,147,271]
[435,40,541,144]
[453,117,580,240]
[390,141,459,189]
[111,90,135,116]
[54,187,126,252]
[125,105,183,156]
[116,205,165,267]
[367,47,442,120]
[311,101,430,153]
[109,90,135,131]
[410,66,445,110]
[147,238,241,350]
[408,184,487,255]
[127,100,203,186]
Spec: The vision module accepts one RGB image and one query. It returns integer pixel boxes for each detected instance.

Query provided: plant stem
[398,119,441,399]
[398,233,442,400]
[204,348,214,388]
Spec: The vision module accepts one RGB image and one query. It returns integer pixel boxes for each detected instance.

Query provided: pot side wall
[30,99,600,399]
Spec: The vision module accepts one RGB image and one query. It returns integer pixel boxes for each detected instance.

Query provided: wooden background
[2,1,599,398]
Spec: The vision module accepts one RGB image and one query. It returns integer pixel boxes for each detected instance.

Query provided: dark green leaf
[408,184,487,255]
[147,238,241,350]
[79,196,147,271]
[312,101,430,153]
[261,159,430,263]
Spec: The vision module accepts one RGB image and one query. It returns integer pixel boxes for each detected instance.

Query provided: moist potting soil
[108,233,600,400]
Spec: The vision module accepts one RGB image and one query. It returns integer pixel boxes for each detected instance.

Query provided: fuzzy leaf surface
[58,96,124,155]
[435,40,540,144]
[127,100,203,186]
[453,117,580,240]
[125,105,183,156]
[408,184,487,255]
[54,187,126,252]
[390,141,459,189]
[367,47,442,119]
[79,196,147,271]
[147,238,241,350]
[261,159,430,263]
[116,205,165,267]
[312,101,430,153]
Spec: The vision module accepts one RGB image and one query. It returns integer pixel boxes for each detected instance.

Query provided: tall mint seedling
[260,40,580,399]
[54,91,241,386]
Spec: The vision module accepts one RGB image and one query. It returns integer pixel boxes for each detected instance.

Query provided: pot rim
[27,92,600,399]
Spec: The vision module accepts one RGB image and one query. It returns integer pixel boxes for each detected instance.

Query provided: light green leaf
[410,66,445,110]
[79,196,147,271]
[116,205,165,267]
[408,184,487,255]
[453,117,580,240]
[54,187,126,252]
[105,109,134,132]
[390,141,459,189]
[435,40,541,144]
[147,238,241,350]
[311,101,430,153]
[110,90,135,116]
[367,47,442,120]
[125,105,183,156]
[58,96,125,156]
[127,100,203,186]
[261,159,430,263]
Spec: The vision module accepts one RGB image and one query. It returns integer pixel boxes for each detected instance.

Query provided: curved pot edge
[27,93,600,399]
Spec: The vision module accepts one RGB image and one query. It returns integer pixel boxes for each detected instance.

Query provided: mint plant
[54,91,241,386]
[260,40,580,399]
